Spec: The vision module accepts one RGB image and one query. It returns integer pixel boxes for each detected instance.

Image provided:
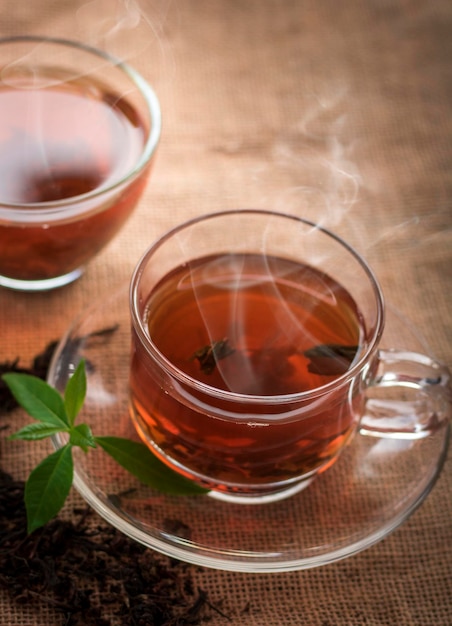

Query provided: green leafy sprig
[2,360,208,534]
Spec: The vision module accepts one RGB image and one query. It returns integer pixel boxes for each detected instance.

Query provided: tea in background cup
[0,36,161,291]
[129,210,451,503]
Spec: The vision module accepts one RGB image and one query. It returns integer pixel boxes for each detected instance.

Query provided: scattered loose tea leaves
[0,337,225,624]
[0,469,220,625]
[304,344,359,376]
[191,338,235,375]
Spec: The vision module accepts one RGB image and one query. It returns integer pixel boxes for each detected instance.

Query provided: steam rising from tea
[144,253,364,395]
[0,70,145,204]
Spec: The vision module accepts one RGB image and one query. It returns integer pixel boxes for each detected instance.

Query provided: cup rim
[130,209,385,405]
[0,35,161,216]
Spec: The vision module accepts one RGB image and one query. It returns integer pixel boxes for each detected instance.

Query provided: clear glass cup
[0,35,161,291]
[129,209,451,504]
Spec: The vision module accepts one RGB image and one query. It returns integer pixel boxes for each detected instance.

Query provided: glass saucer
[48,284,450,573]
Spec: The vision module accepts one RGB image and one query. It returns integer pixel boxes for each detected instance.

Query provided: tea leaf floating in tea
[2,360,208,533]
[191,337,235,374]
[191,339,358,379]
[304,344,359,376]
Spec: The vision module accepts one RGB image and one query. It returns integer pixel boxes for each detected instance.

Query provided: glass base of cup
[0,267,84,292]
[129,400,322,506]
[207,476,317,505]
[129,402,319,506]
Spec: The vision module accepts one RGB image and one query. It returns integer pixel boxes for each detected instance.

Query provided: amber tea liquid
[130,253,367,495]
[0,70,150,282]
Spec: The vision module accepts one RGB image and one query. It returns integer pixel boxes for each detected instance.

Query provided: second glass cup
[0,36,161,291]
[129,209,451,503]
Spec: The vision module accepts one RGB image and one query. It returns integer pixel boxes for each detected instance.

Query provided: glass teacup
[0,35,161,291]
[129,210,451,503]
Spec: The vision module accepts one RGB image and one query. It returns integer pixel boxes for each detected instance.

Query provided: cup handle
[359,349,451,439]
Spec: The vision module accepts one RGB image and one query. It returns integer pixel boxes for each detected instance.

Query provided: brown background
[1,1,451,624]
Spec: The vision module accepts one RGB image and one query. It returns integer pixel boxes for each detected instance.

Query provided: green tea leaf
[64,359,87,425]
[95,436,209,496]
[1,373,69,428]
[9,422,68,441]
[24,444,74,533]
[3,360,209,534]
[69,423,96,452]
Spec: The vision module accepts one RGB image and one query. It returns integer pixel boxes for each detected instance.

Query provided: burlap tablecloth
[1,1,451,624]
